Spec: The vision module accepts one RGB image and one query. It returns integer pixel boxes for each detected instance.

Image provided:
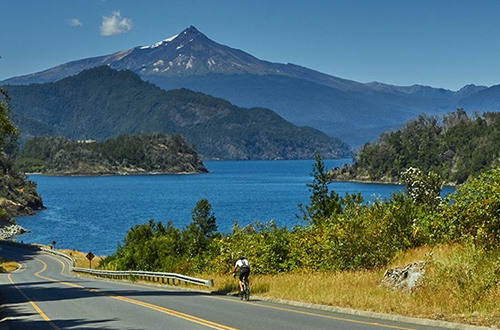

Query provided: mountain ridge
[2,25,499,147]
[5,66,352,160]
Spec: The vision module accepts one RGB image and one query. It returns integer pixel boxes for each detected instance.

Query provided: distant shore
[26,169,209,177]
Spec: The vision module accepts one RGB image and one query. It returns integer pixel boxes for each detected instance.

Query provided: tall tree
[0,88,19,152]
[183,198,217,256]
[300,154,342,225]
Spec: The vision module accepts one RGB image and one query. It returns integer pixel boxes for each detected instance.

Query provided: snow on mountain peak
[139,26,203,50]
[140,34,178,50]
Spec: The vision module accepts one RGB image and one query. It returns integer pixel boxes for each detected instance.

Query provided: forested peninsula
[14,133,208,176]
[332,109,500,185]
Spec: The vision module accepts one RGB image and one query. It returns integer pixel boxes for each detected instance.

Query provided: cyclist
[233,256,250,295]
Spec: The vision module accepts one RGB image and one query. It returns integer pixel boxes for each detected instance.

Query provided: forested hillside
[4,66,352,160]
[14,133,208,176]
[0,89,43,221]
[332,109,500,184]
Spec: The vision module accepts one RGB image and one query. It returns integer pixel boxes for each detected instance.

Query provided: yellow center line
[32,257,238,330]
[7,274,61,330]
[206,295,418,330]
[112,295,238,330]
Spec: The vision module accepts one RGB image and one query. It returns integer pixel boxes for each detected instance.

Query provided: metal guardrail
[41,247,75,267]
[40,246,213,287]
[72,267,213,287]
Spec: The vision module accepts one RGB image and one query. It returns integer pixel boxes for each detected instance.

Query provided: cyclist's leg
[244,268,250,284]
[238,272,245,293]
[241,269,250,289]
[243,272,250,300]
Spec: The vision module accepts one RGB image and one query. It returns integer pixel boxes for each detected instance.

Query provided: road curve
[0,243,455,330]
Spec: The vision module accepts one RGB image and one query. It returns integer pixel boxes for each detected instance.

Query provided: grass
[199,244,500,328]
[55,248,103,268]
[0,257,18,272]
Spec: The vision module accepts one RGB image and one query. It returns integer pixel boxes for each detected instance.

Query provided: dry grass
[0,258,18,272]
[200,245,500,328]
[55,248,103,268]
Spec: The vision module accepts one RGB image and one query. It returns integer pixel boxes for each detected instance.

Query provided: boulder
[382,261,426,291]
[0,224,28,239]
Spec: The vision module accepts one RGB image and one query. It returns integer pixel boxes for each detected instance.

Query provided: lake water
[15,159,454,255]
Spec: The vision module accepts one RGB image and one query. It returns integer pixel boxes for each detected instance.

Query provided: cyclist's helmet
[239,256,245,260]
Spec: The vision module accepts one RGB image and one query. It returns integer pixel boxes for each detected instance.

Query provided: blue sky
[1,0,499,91]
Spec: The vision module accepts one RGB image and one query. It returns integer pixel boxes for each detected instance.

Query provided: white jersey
[235,259,249,269]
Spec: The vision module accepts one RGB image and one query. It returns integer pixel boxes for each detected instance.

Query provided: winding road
[0,242,458,330]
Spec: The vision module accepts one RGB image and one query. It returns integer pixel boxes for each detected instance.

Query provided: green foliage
[182,198,217,259]
[299,154,342,225]
[440,168,500,248]
[293,197,395,271]
[14,133,207,175]
[190,198,217,237]
[0,89,43,217]
[103,219,183,272]
[208,221,294,274]
[336,110,500,184]
[0,88,19,152]
[400,167,443,207]
[102,199,219,274]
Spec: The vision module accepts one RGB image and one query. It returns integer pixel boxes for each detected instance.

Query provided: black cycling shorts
[239,267,250,281]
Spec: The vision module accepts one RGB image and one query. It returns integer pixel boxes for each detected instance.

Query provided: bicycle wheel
[244,281,250,301]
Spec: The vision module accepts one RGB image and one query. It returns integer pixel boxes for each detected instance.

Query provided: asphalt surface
[0,243,487,330]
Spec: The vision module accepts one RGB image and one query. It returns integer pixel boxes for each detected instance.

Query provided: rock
[382,261,426,291]
[0,224,28,239]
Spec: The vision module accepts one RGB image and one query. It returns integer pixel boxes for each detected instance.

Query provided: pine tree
[300,154,342,225]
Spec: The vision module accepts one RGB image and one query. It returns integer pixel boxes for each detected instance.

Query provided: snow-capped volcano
[128,25,275,77]
[3,26,354,89]
[4,26,288,85]
[1,25,492,148]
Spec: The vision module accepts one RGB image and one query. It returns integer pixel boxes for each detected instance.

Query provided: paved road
[0,243,459,330]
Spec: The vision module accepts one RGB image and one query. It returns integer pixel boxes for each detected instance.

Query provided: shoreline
[331,178,457,188]
[26,169,210,177]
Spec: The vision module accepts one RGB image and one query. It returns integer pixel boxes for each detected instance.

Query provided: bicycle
[241,278,250,301]
[233,272,250,301]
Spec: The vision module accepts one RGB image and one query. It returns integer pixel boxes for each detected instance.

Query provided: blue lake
[15,159,454,255]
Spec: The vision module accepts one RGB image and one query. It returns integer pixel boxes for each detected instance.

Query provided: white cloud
[69,18,83,27]
[100,11,132,36]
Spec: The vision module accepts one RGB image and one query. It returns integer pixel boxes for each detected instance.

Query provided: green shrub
[442,168,500,248]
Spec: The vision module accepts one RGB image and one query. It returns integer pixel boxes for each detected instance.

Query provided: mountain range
[2,25,500,147]
[4,66,351,160]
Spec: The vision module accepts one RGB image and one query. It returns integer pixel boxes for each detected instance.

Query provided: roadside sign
[86,251,95,269]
